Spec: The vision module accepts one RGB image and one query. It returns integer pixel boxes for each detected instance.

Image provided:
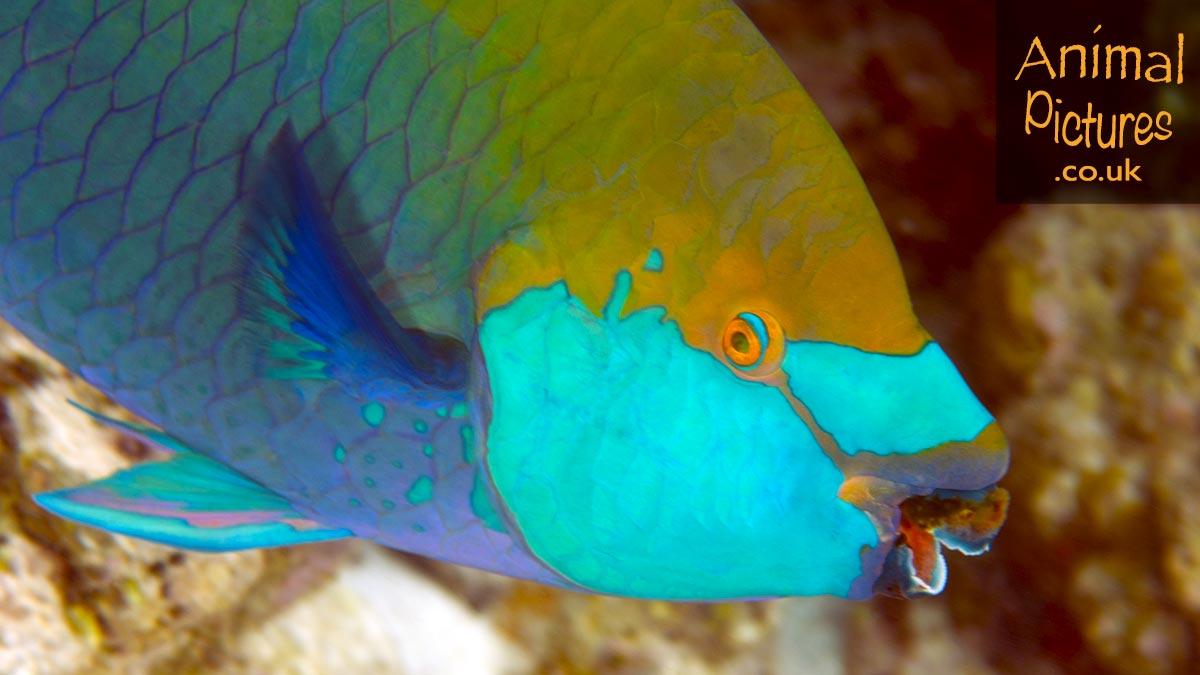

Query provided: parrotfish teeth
[837,476,1009,598]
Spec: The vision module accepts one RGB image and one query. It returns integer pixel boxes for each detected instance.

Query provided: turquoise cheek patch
[782,341,994,456]
[479,278,878,600]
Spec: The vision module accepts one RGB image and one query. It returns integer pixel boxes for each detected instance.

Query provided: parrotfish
[0,0,1008,600]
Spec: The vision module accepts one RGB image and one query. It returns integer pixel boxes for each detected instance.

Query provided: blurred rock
[404,552,797,675]
[967,205,1200,675]
[490,586,780,674]
[229,547,525,675]
[844,600,1001,675]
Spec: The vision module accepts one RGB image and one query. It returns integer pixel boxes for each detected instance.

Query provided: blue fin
[33,453,352,552]
[240,122,468,396]
[67,400,190,454]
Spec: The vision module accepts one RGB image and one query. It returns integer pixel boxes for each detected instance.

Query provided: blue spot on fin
[240,122,468,396]
[34,452,352,552]
[67,400,190,454]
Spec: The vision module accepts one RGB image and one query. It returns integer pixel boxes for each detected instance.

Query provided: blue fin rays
[240,122,469,397]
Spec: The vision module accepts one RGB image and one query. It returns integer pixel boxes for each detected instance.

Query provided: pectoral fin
[34,452,351,551]
[240,122,468,398]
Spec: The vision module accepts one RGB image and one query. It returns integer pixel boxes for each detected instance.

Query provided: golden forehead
[475,85,927,355]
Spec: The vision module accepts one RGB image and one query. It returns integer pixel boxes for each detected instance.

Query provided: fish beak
[874,487,1010,597]
[836,420,1011,598]
[841,478,1010,598]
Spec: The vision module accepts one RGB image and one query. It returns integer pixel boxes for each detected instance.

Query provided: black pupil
[731,331,750,353]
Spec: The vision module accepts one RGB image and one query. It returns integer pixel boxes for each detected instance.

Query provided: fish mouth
[839,477,1010,598]
[877,487,1010,597]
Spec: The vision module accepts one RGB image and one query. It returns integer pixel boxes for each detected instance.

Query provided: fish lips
[836,421,1011,599]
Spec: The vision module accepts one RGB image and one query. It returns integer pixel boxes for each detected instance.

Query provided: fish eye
[721,312,784,374]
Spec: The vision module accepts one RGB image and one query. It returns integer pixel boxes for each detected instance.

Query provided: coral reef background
[3,0,1199,673]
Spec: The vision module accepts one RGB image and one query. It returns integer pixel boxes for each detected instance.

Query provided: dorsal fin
[240,122,469,398]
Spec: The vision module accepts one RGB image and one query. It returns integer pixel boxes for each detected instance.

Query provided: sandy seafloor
[3,0,1200,673]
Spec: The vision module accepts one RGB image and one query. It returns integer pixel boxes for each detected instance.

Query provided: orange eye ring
[721,312,785,374]
[722,317,763,368]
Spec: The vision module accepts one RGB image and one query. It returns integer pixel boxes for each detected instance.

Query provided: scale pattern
[0,0,625,584]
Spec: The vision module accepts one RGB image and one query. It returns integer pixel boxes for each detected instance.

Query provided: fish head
[473,214,1008,600]
[471,77,1007,602]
